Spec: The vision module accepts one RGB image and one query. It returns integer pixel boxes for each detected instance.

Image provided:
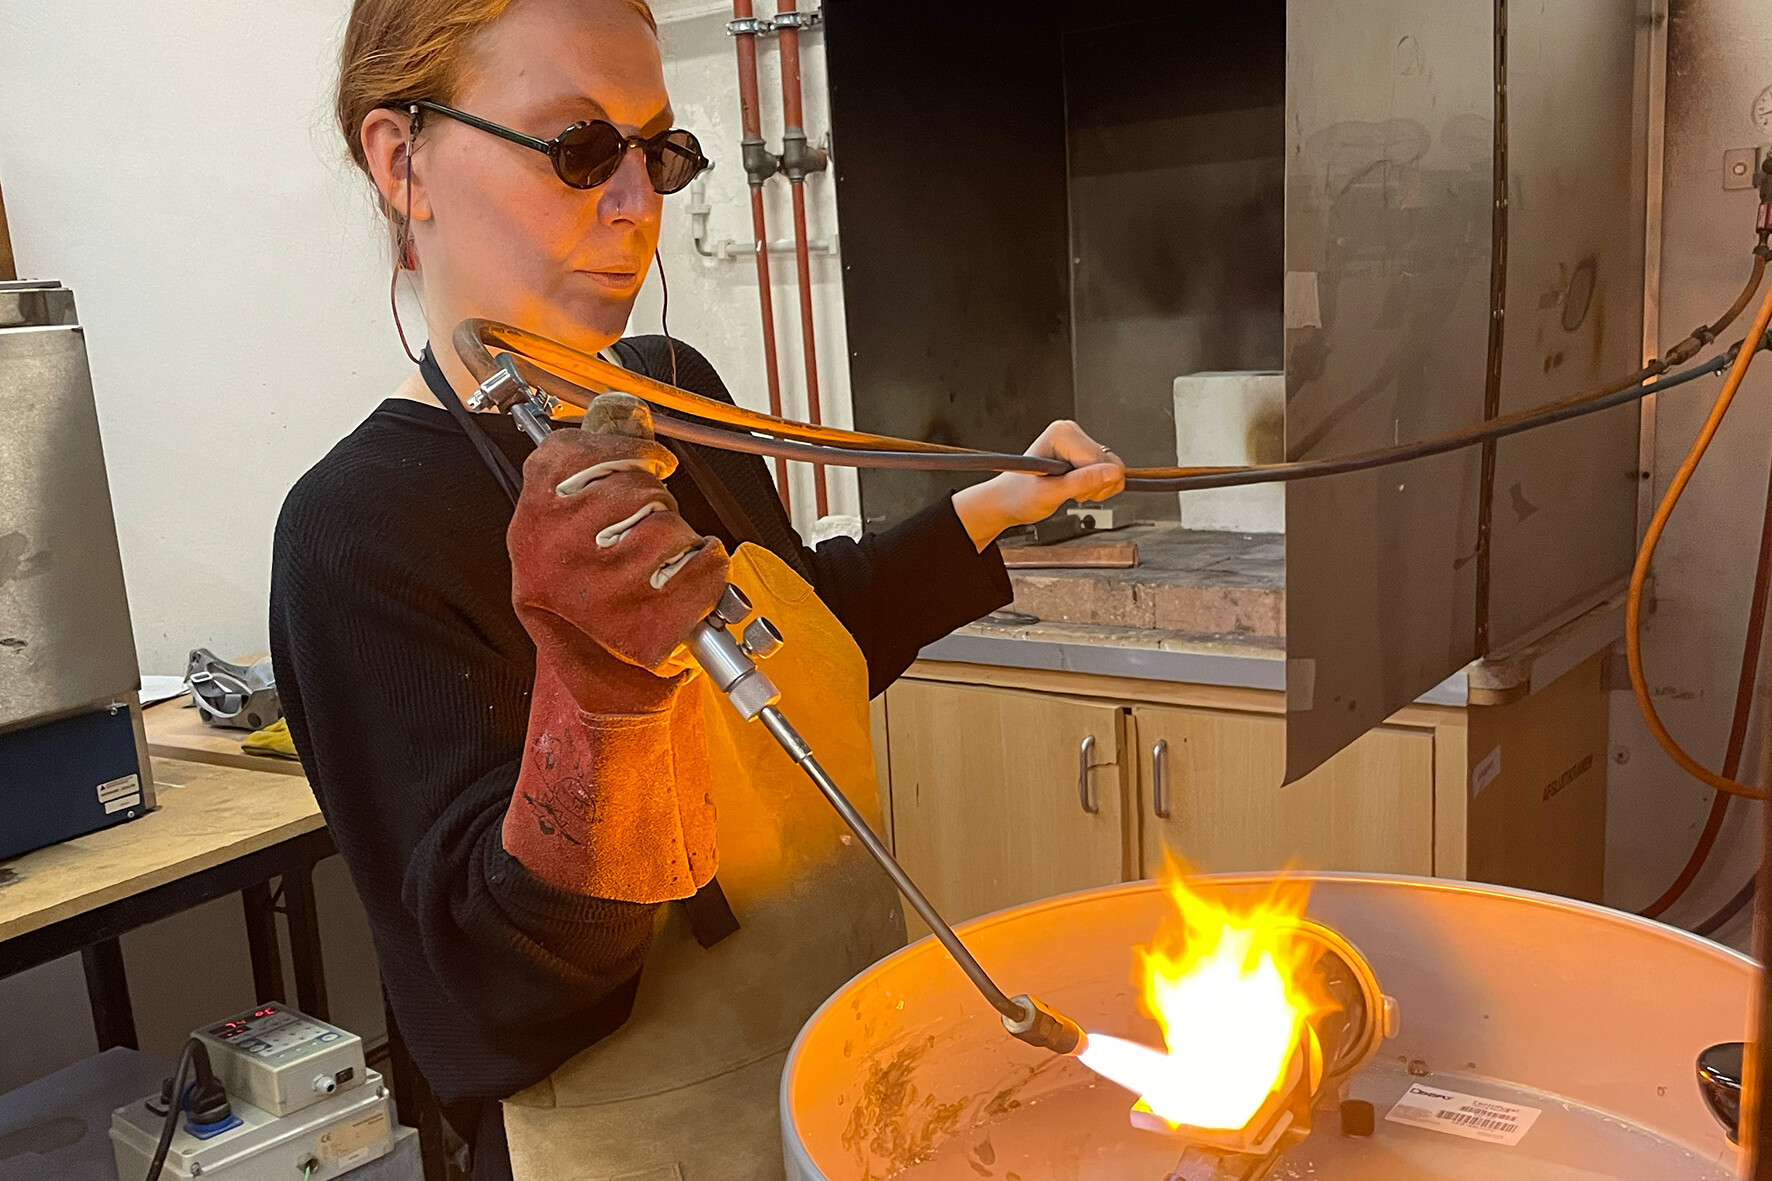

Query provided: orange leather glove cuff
[502,429,730,902]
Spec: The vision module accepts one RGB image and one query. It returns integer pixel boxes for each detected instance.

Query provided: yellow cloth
[240,717,300,760]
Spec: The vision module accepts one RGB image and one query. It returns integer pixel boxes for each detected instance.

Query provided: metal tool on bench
[187,648,283,731]
[480,355,1088,1056]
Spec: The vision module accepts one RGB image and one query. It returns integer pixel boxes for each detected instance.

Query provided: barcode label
[1385,1083,1540,1146]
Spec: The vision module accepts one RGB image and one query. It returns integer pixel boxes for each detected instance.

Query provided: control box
[111,1067,393,1181]
[194,1004,367,1118]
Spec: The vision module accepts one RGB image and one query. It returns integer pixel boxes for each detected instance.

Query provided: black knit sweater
[268,338,1011,1113]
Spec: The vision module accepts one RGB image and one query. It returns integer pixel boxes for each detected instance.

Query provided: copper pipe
[789,178,827,516]
[776,0,829,516]
[449,230,1768,486]
[732,0,790,512]
[454,308,1766,492]
[458,318,978,452]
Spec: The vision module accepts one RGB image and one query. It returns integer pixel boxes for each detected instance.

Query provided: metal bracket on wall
[688,174,839,260]
[727,9,822,36]
[1723,146,1772,191]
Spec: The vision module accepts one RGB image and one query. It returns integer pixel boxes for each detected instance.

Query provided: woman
[270,0,1124,1177]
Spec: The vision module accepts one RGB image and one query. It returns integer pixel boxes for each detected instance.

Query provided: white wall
[0,1,410,677]
[0,0,846,1089]
[0,0,847,681]
[1602,0,1772,944]
[638,1,859,526]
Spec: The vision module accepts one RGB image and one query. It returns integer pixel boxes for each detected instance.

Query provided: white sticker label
[97,774,141,803]
[1470,746,1502,800]
[318,1111,389,1162]
[104,794,142,814]
[1284,271,1323,329]
[1386,1083,1541,1146]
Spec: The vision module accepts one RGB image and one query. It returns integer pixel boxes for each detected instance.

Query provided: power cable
[1696,874,1757,938]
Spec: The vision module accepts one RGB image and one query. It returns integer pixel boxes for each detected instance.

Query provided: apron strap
[420,346,741,950]
[679,877,741,949]
[607,338,772,552]
[420,348,523,506]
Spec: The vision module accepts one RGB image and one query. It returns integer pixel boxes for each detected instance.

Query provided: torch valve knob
[712,584,753,627]
[741,616,784,660]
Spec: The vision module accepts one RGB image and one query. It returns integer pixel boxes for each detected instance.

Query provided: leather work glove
[503,407,730,903]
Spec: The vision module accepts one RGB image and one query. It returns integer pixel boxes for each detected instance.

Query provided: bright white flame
[1077,861,1324,1132]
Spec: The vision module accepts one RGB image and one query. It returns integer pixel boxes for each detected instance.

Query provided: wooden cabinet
[884,680,1129,928]
[1131,707,1433,876]
[877,650,1610,927]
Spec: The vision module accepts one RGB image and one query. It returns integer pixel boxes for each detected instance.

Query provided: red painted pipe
[777,0,829,518]
[731,0,790,513]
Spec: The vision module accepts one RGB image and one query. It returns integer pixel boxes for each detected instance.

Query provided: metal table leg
[282,865,329,1021]
[80,938,139,1050]
[241,882,287,1004]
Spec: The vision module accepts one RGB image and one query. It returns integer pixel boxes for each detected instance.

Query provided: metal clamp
[687,175,839,261]
[1078,735,1099,814]
[726,10,822,35]
[466,365,515,411]
[1151,738,1171,819]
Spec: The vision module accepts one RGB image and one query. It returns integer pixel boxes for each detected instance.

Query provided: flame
[1078,858,1332,1132]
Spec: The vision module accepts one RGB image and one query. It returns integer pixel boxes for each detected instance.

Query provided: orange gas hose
[1627,275,1772,802]
[1638,453,1772,916]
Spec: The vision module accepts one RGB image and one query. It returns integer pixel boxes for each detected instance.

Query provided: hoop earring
[391,130,424,366]
[391,266,423,367]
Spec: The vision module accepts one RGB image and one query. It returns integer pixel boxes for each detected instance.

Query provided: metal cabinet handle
[1151,738,1171,819]
[1078,734,1099,814]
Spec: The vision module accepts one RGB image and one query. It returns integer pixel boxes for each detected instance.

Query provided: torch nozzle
[1002,993,1087,1057]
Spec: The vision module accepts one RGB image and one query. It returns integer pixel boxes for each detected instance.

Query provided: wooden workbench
[142,699,306,776]
[0,756,321,944]
[1,702,335,1054]
[58,701,446,1181]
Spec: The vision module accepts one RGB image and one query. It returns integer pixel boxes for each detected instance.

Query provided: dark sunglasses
[397,99,709,194]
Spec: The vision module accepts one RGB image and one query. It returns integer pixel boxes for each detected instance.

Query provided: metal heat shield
[0,287,141,730]
[1483,3,1648,647]
[1282,2,1650,781]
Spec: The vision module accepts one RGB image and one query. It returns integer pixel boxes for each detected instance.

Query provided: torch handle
[684,598,1081,1051]
[753,704,1025,1022]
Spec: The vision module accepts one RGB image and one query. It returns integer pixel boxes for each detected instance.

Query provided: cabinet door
[886,680,1127,928]
[1133,706,1434,877]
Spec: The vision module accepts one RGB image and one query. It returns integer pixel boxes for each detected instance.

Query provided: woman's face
[408,0,670,356]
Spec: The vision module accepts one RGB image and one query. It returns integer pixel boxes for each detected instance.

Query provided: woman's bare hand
[950,420,1128,552]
